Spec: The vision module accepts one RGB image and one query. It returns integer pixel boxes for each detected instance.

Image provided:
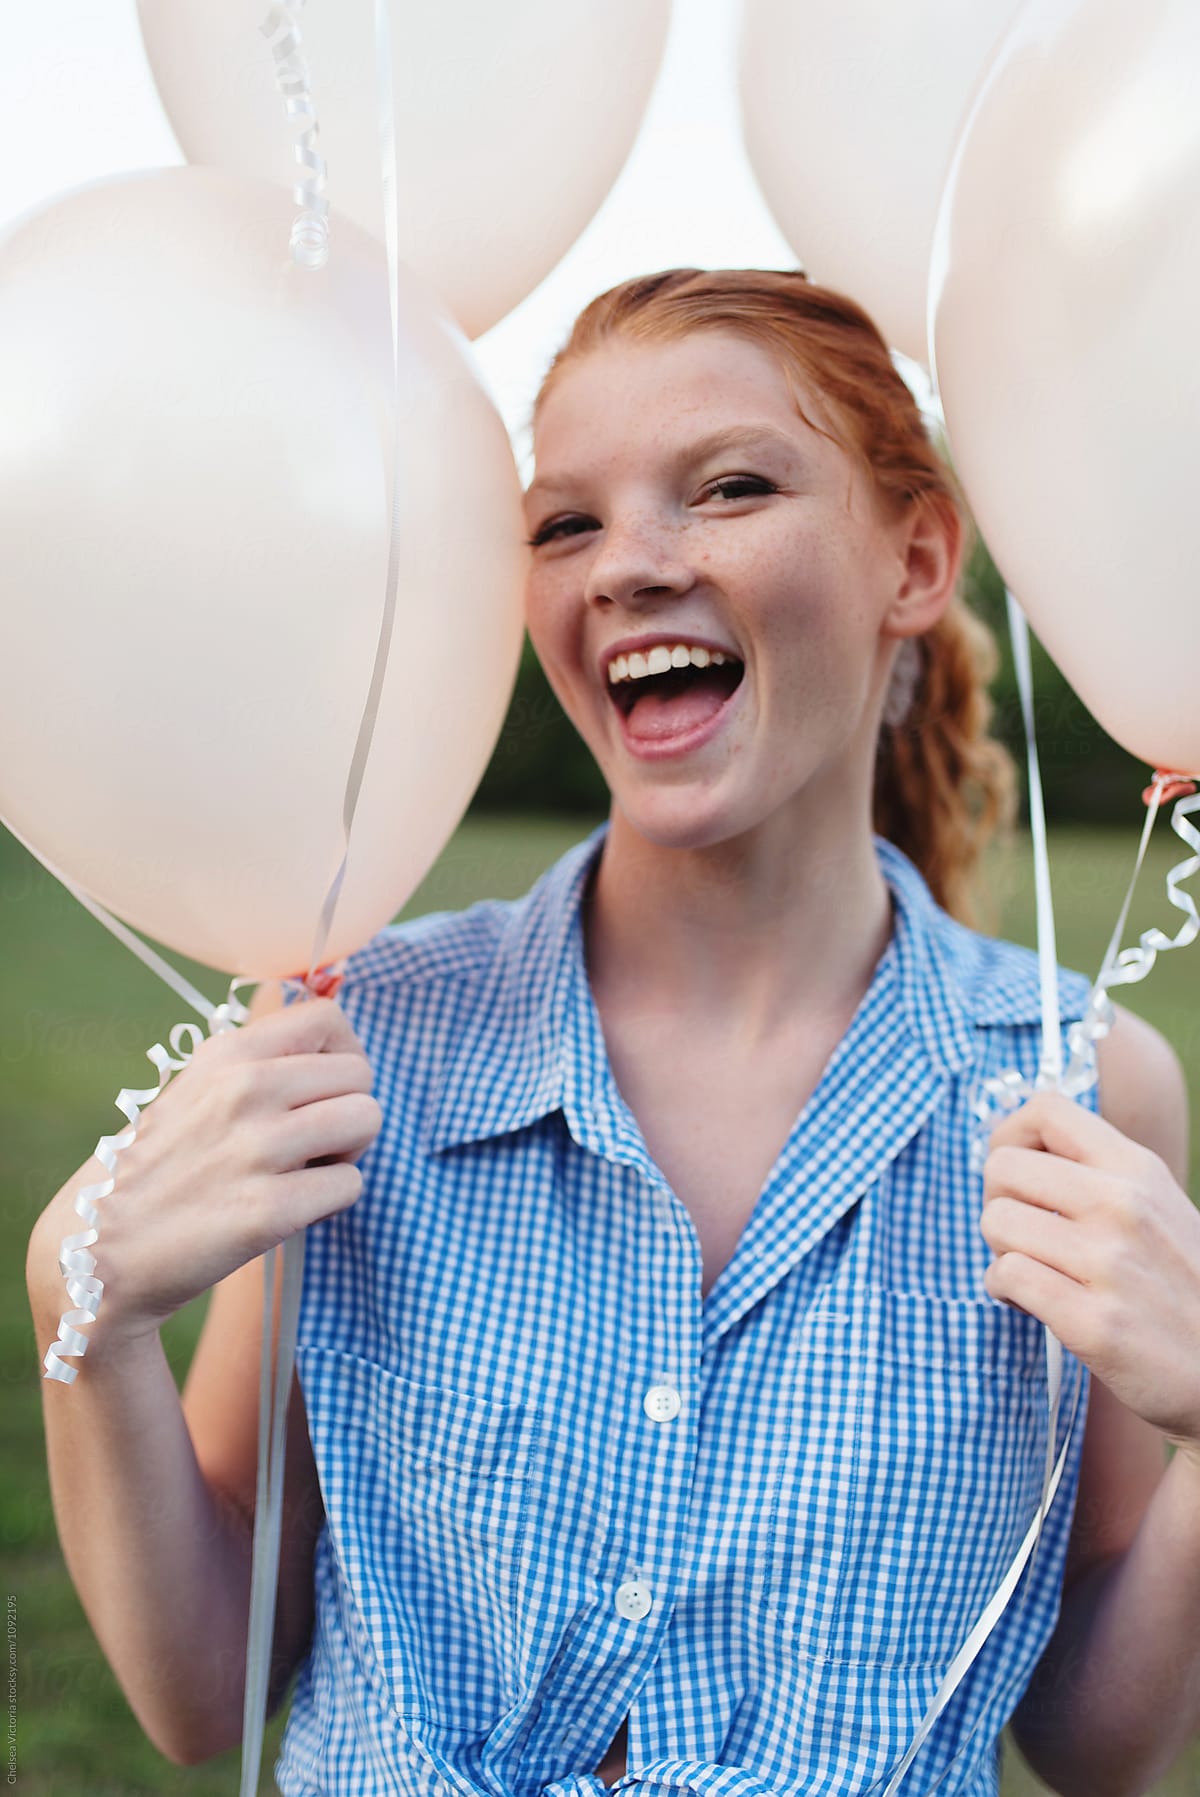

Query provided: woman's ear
[883,496,963,639]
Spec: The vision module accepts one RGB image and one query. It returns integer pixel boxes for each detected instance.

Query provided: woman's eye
[704,475,776,503]
[525,476,775,548]
[525,515,594,547]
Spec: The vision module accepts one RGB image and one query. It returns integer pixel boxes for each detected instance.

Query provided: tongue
[624,679,731,741]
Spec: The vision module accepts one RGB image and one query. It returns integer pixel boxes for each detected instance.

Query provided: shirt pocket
[763,1287,1053,1669]
[296,1343,542,1729]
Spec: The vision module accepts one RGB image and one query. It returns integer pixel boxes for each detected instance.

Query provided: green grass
[5,812,1200,1795]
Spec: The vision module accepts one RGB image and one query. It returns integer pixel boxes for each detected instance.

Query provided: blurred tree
[470,633,608,816]
[962,535,1151,825]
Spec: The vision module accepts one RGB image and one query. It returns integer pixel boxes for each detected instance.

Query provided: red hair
[526,267,1017,931]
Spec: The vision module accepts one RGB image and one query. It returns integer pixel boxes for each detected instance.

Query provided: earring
[882,636,923,729]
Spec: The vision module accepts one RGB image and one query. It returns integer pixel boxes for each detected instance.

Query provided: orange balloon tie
[1142,770,1198,807]
[281,961,345,999]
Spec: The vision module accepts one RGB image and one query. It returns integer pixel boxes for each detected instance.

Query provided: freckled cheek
[756,596,851,709]
[523,578,563,641]
[754,565,841,649]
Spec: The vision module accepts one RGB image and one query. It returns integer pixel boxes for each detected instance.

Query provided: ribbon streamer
[28,2,393,1787]
[869,589,1094,1793]
[871,1357,1085,1797]
[872,587,1200,1793]
[3,809,221,1023]
[36,0,339,1384]
[970,767,1200,1168]
[38,0,327,1385]
[12,806,270,1384]
[259,0,330,270]
[238,3,409,1791]
[40,985,255,1382]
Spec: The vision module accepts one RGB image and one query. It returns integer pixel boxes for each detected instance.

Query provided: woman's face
[522,329,945,849]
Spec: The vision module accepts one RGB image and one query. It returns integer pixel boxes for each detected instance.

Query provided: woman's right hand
[27,994,383,1353]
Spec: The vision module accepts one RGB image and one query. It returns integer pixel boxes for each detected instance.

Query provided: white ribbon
[259,0,330,270]
[867,590,1065,1794]
[39,997,254,1383]
[239,4,407,1792]
[870,590,1200,1795]
[970,764,1200,1156]
[33,0,343,1387]
[23,5,403,1791]
[15,761,261,1384]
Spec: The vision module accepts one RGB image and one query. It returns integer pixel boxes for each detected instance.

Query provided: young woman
[27,269,1200,1797]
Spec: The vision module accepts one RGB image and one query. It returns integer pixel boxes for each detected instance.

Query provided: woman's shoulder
[330,824,604,1008]
[875,834,1096,1032]
[337,892,513,996]
[1093,1000,1189,1180]
[944,923,1096,1029]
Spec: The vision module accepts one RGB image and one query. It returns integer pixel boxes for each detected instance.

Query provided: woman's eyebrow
[523,423,801,506]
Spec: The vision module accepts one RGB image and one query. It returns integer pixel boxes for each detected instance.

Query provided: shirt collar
[425,821,609,1155]
[425,820,1050,1155]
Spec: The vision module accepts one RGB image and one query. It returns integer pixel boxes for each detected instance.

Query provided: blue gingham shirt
[275,821,1098,1797]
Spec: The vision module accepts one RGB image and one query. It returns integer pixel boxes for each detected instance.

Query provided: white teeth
[606,641,738,685]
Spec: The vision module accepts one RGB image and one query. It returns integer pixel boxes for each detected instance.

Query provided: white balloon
[136,0,673,340]
[737,0,1021,362]
[0,166,527,976]
[931,0,1200,774]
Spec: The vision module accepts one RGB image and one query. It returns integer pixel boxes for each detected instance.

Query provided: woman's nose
[583,513,695,609]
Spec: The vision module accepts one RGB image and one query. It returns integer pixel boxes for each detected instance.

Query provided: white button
[614,1580,653,1620]
[643,1383,682,1422]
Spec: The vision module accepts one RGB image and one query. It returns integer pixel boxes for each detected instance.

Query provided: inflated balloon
[930,0,1200,773]
[737,0,1021,363]
[0,165,526,976]
[136,0,672,341]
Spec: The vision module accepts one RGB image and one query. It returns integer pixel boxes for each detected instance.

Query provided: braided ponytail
[873,592,1018,932]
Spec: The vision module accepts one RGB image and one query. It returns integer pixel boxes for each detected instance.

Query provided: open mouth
[608,657,745,732]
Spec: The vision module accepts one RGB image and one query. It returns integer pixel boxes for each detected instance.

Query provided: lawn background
[5,811,1199,1795]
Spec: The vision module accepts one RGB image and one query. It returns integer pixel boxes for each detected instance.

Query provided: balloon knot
[282,961,346,999]
[1143,771,1198,806]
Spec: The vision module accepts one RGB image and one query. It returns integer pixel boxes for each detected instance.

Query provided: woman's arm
[25,980,374,1765]
[1006,1002,1200,1797]
[28,1240,319,1764]
[29,1264,249,1764]
[182,1248,327,1732]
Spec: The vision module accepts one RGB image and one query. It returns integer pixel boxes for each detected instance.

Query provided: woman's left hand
[981,1088,1200,1467]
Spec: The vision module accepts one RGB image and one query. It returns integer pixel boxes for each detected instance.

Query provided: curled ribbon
[239,3,408,1789]
[28,0,338,1182]
[870,589,1200,1795]
[969,768,1200,1174]
[41,979,256,1383]
[39,952,349,1385]
[32,7,376,1786]
[259,0,330,271]
[892,769,1200,1795]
